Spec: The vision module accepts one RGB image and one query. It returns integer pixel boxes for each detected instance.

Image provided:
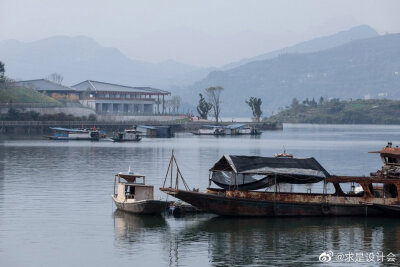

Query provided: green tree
[246,97,263,122]
[196,93,212,120]
[0,61,5,87]
[310,98,317,107]
[0,61,4,80]
[6,107,20,120]
[291,98,299,108]
[206,86,224,123]
[302,98,310,105]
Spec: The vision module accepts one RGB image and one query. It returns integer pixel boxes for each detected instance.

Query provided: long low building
[14,79,171,115]
[72,80,170,115]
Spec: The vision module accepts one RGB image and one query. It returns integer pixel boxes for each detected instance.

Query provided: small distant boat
[112,128,142,142]
[136,125,173,137]
[112,168,168,215]
[45,127,100,141]
[193,124,261,136]
[192,125,226,135]
[225,124,262,135]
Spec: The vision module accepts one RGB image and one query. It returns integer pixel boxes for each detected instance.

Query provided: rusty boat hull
[160,188,400,217]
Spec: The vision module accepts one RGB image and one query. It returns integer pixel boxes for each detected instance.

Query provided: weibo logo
[319,251,333,263]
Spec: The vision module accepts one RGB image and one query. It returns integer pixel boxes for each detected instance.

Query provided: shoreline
[0,120,282,134]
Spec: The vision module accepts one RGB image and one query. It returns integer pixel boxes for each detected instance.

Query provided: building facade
[72,80,170,115]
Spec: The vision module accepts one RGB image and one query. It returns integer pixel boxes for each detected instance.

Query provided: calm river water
[1,124,400,266]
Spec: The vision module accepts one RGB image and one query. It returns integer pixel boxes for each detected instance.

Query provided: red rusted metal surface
[369,146,400,157]
[160,187,400,217]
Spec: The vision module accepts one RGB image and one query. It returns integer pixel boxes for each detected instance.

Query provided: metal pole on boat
[170,150,174,188]
[274,173,277,201]
[273,173,277,214]
[162,152,173,188]
[175,165,179,190]
[322,179,327,206]
[234,173,237,190]
[114,175,116,196]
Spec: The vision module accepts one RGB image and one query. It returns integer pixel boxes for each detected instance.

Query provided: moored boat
[112,169,168,215]
[224,124,262,135]
[192,125,226,135]
[45,127,100,141]
[136,125,173,137]
[193,124,261,136]
[160,143,400,217]
[112,128,142,142]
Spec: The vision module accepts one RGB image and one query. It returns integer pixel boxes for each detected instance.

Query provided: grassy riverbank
[0,84,60,105]
[265,99,400,124]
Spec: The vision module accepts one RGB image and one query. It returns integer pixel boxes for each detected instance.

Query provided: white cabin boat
[112,170,168,214]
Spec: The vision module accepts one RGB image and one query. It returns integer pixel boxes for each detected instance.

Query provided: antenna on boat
[163,149,190,191]
[128,165,134,175]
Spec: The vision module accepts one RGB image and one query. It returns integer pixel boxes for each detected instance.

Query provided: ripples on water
[1,124,400,266]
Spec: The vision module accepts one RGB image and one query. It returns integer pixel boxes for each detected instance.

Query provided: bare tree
[46,72,64,84]
[165,99,173,114]
[171,96,182,113]
[206,86,224,123]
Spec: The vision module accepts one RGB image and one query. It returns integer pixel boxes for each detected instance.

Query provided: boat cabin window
[125,185,135,198]
[370,183,398,198]
[333,182,364,197]
[384,157,400,164]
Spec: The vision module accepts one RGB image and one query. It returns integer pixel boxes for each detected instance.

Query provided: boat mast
[163,150,190,191]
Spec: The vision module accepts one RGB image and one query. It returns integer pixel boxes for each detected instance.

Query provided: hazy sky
[1,0,399,67]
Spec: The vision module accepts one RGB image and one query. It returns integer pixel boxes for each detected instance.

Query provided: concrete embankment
[0,120,282,135]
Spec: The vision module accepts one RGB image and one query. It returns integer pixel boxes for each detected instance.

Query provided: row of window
[96,103,153,113]
[94,93,153,99]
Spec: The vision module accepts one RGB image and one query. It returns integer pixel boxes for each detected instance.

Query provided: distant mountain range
[0,35,212,88]
[221,25,378,70]
[2,25,398,117]
[188,32,400,116]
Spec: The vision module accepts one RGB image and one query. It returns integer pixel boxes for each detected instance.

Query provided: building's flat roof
[14,79,77,92]
[72,80,170,95]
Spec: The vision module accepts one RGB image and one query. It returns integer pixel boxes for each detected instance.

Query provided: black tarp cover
[210,155,330,190]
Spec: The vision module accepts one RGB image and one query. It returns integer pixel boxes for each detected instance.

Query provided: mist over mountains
[191,33,400,116]
[1,25,399,117]
[0,35,212,88]
[221,25,378,70]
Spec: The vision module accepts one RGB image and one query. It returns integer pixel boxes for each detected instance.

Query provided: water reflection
[172,215,400,266]
[112,210,400,266]
[113,210,168,246]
